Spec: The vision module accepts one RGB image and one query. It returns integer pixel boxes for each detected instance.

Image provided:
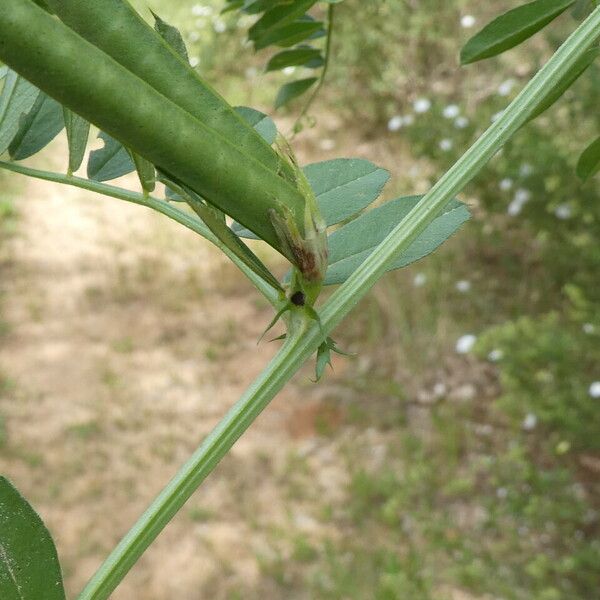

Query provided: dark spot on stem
[290,291,305,306]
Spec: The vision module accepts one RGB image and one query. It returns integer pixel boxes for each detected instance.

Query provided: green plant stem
[76,7,600,599]
[0,160,280,307]
[293,3,335,131]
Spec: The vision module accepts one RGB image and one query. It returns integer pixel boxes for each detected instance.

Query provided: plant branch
[77,7,600,599]
[0,160,280,307]
[293,3,336,132]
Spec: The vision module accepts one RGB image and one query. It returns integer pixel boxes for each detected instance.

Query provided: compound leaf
[0,476,66,600]
[460,0,576,64]
[324,196,470,285]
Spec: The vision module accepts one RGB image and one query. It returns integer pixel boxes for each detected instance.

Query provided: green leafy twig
[75,7,600,599]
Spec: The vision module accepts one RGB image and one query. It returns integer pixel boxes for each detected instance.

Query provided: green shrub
[476,312,600,451]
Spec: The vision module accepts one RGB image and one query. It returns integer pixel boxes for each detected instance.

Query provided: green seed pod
[0,0,306,261]
[44,0,294,181]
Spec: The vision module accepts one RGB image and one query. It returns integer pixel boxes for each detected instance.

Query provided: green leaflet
[9,90,64,160]
[526,46,599,121]
[266,47,323,71]
[303,158,390,226]
[129,151,156,194]
[576,136,600,180]
[234,106,278,145]
[324,196,471,285]
[0,477,66,600]
[234,157,390,239]
[63,108,90,174]
[87,132,135,182]
[151,10,189,63]
[255,20,324,50]
[249,0,318,45]
[275,77,318,108]
[461,0,576,64]
[314,336,350,381]
[0,70,38,155]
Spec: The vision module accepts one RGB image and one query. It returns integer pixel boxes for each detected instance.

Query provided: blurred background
[1,1,599,598]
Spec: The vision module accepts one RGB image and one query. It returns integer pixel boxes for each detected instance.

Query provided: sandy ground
[0,146,353,599]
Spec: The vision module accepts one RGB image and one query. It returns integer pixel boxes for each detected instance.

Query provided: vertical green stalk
[77,7,600,599]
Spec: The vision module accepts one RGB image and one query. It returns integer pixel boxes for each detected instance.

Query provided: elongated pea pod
[0,0,307,260]
[44,0,294,182]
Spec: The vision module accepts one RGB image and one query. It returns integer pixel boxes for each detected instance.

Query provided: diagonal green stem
[76,7,600,599]
[0,160,280,307]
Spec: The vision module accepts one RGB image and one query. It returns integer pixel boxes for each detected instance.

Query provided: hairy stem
[0,160,280,307]
[76,7,600,599]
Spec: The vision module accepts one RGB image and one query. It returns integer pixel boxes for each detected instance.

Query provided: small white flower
[192,4,212,17]
[413,98,431,113]
[244,66,258,80]
[439,138,453,151]
[283,66,296,76]
[589,381,600,399]
[519,163,534,177]
[522,413,538,431]
[443,104,460,119]
[496,487,508,499]
[499,178,513,191]
[454,116,469,129]
[488,349,504,362]
[402,114,415,126]
[582,323,595,334]
[498,79,516,97]
[455,279,471,293]
[507,199,523,216]
[189,56,200,68]
[413,272,427,287]
[514,188,531,204]
[433,382,447,397]
[387,115,404,132]
[213,19,226,33]
[319,138,336,151]
[188,31,200,43]
[555,204,572,220]
[456,334,477,354]
[491,110,504,122]
[408,165,421,178]
[461,14,476,28]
